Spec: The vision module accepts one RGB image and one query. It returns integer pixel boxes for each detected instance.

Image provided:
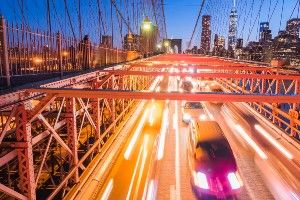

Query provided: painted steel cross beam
[100,70,300,80]
[28,88,300,103]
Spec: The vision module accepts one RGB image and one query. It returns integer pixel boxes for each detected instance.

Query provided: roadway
[65,73,300,200]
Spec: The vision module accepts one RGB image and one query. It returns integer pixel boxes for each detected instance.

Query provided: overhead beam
[28,88,300,103]
[100,70,300,80]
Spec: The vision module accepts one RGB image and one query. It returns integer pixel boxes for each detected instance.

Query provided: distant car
[180,79,194,92]
[182,102,207,124]
[187,120,243,199]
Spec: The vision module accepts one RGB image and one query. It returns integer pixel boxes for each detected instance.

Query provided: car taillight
[227,172,241,189]
[193,171,209,189]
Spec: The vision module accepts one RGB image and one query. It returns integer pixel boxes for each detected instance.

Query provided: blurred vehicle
[187,120,243,199]
[179,79,194,92]
[182,102,207,124]
[208,82,224,104]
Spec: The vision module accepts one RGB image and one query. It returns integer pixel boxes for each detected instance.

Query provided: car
[182,102,207,124]
[187,120,243,199]
[179,79,194,92]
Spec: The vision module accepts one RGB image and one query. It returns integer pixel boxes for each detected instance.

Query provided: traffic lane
[206,102,273,200]
[211,102,300,199]
[96,100,164,200]
[231,103,300,197]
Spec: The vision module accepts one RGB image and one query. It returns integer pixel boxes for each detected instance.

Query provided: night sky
[0,0,299,49]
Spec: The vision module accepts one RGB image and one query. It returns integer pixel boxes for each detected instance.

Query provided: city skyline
[1,0,300,50]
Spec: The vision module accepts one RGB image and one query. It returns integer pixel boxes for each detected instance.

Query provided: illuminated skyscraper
[200,15,211,54]
[286,18,300,38]
[228,0,238,53]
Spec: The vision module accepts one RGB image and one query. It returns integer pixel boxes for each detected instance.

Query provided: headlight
[227,172,242,189]
[193,171,209,189]
[183,113,191,122]
[199,114,207,120]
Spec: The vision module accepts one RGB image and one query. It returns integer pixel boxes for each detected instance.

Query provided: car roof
[192,120,225,142]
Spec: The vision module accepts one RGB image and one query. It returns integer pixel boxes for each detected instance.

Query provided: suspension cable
[188,0,206,49]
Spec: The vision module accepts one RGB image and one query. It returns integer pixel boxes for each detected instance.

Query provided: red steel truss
[0,54,299,199]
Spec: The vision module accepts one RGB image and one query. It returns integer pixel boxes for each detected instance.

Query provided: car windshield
[196,140,233,160]
[184,102,203,109]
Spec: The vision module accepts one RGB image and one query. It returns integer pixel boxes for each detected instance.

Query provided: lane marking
[101,179,114,200]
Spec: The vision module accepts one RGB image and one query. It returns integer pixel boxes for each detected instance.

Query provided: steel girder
[0,66,154,199]
[0,54,299,199]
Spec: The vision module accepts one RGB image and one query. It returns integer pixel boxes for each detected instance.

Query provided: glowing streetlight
[142,17,152,32]
[164,40,170,47]
[157,43,162,49]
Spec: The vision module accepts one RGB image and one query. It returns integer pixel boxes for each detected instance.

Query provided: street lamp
[164,40,170,47]
[157,43,162,50]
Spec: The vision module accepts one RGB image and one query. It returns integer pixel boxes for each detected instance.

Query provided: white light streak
[101,179,114,200]
[235,124,268,160]
[124,109,149,160]
[255,124,293,160]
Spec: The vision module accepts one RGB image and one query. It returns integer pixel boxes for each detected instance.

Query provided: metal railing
[0,16,140,88]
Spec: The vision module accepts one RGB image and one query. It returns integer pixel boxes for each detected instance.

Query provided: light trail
[157,107,169,160]
[235,124,268,160]
[126,135,149,200]
[255,124,293,160]
[174,100,181,199]
[149,104,155,126]
[100,179,114,200]
[133,142,149,199]
[145,180,156,200]
[124,109,149,160]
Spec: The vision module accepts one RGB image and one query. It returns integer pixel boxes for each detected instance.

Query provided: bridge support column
[0,15,11,87]
[16,104,36,200]
[66,97,79,183]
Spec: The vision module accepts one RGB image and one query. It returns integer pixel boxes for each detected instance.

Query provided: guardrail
[0,15,140,88]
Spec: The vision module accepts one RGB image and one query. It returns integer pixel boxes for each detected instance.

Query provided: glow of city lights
[101,179,114,200]
[254,124,293,160]
[33,57,43,64]
[156,43,162,49]
[124,109,149,160]
[62,51,69,57]
[157,107,169,160]
[235,124,268,160]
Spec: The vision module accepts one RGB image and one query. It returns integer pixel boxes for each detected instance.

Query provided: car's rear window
[196,140,233,160]
[184,102,203,109]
